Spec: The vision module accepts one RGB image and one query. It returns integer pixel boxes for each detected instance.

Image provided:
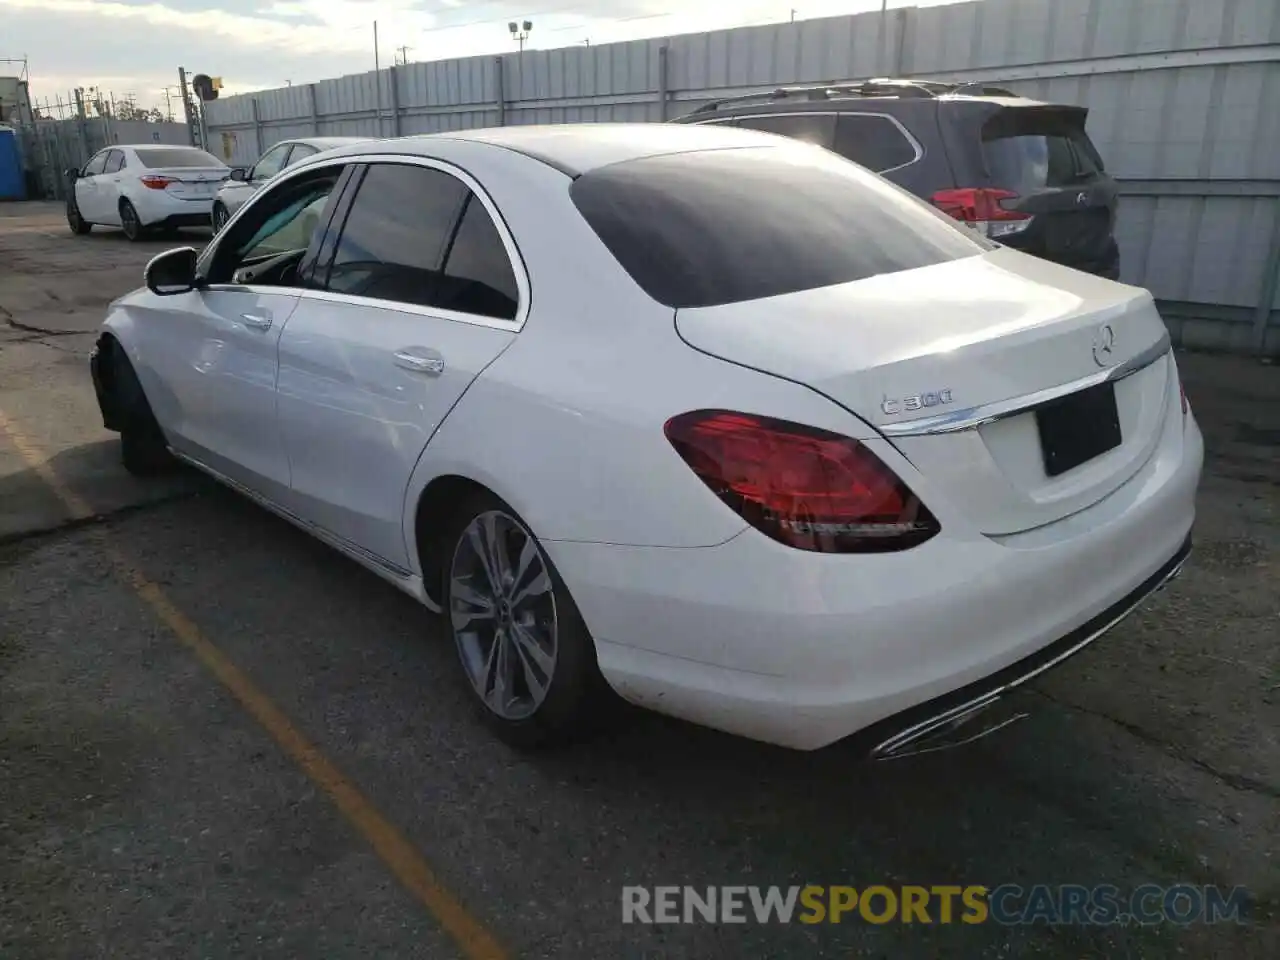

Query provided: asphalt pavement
[1,202,1276,958]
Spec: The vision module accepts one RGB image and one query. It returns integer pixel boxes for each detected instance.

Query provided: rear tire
[211,203,229,231]
[443,492,609,748]
[109,346,175,477]
[119,199,145,242]
[67,200,91,235]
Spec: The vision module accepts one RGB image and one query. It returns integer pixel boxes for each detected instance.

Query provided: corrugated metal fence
[205,0,1280,356]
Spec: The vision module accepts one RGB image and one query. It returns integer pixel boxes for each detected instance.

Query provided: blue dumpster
[0,125,26,200]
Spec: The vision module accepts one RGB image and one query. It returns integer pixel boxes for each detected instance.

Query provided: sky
[1,0,963,113]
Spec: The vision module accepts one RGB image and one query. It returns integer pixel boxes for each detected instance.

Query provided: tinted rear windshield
[570,145,992,309]
[981,108,1105,193]
[134,148,223,168]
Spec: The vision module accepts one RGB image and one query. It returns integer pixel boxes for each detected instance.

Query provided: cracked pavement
[1,201,1277,957]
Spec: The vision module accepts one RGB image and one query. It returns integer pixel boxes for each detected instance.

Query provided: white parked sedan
[212,136,371,230]
[66,144,229,240]
[88,124,1203,757]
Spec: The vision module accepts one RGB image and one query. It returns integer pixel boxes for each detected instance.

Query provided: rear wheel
[445,493,607,747]
[66,199,91,235]
[211,202,230,231]
[108,345,175,476]
[119,199,144,242]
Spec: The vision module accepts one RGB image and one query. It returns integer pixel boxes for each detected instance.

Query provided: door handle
[393,350,445,375]
[240,312,273,330]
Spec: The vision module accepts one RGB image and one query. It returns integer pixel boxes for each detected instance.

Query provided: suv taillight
[664,410,939,553]
[931,187,1032,239]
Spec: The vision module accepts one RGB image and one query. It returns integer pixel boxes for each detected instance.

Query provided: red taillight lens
[930,187,1029,223]
[139,175,173,190]
[664,410,939,553]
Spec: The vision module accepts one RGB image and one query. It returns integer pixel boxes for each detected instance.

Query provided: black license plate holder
[1035,382,1122,478]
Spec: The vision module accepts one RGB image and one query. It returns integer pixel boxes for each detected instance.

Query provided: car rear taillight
[139,175,174,190]
[931,187,1032,239]
[664,410,939,553]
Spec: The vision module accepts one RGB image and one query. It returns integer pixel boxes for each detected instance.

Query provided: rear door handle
[393,349,445,375]
[240,312,273,330]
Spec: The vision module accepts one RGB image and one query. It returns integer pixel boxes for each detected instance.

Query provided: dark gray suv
[672,78,1120,280]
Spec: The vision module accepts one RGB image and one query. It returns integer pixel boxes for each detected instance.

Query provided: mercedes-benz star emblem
[1092,323,1116,367]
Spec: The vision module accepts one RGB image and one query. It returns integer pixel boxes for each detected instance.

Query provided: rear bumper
[131,190,215,228]
[548,410,1203,751]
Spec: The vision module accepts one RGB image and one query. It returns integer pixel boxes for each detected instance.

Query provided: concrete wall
[204,0,1280,356]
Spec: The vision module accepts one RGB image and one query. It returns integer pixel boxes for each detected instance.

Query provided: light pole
[508,19,533,53]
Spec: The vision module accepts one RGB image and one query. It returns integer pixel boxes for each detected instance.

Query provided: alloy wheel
[450,510,558,722]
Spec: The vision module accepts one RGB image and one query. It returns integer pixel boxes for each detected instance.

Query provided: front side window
[205,167,344,286]
[82,152,108,177]
[252,143,293,181]
[734,114,836,149]
[571,143,992,309]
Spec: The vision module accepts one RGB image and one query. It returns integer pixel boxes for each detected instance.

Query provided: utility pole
[395,45,411,65]
[177,67,198,147]
[373,21,382,137]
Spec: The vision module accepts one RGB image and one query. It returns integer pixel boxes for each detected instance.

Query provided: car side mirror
[145,247,200,296]
[229,167,248,182]
[66,167,80,180]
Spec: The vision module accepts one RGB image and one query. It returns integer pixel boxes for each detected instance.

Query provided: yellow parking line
[0,409,507,960]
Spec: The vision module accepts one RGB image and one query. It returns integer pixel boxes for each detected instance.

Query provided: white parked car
[66,144,229,241]
[212,136,370,230]
[88,125,1203,757]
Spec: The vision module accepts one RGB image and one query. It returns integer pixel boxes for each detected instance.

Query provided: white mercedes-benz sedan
[88,123,1203,756]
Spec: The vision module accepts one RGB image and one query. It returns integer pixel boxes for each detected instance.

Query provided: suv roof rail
[688,77,1022,115]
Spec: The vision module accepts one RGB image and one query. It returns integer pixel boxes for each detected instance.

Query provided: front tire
[211,202,229,231]
[109,346,175,477]
[444,493,606,748]
[119,199,145,242]
[67,200,91,235]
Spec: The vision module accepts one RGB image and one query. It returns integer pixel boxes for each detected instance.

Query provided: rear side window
[327,164,468,307]
[104,150,126,173]
[832,114,918,172]
[734,113,835,148]
[981,108,1104,194]
[325,163,519,320]
[134,148,223,168]
[571,145,991,309]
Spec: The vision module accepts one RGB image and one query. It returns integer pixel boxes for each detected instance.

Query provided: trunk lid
[144,167,228,201]
[674,246,1174,535]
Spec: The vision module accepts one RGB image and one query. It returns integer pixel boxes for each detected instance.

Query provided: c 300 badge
[881,389,954,416]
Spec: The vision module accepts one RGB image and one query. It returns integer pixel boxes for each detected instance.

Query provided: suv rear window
[981,108,1104,194]
[570,145,991,309]
[134,148,223,168]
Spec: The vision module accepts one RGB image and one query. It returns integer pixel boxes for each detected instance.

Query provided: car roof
[316,123,788,177]
[296,136,370,149]
[112,144,215,151]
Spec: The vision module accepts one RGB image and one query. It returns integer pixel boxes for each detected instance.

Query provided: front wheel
[211,202,229,231]
[445,494,607,747]
[67,200,91,235]
[109,345,175,476]
[119,200,144,242]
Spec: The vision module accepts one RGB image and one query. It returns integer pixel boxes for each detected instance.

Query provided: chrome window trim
[198,152,530,332]
[878,332,1172,438]
[690,109,924,175]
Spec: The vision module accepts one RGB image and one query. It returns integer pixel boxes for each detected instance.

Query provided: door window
[288,144,318,166]
[104,150,126,174]
[832,114,919,172]
[323,163,520,320]
[251,143,293,182]
[734,113,836,149]
[433,196,519,320]
[81,152,108,177]
[324,164,468,308]
[205,166,345,287]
